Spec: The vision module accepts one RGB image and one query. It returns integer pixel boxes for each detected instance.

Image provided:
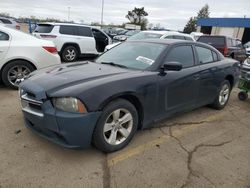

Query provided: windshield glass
[128,32,163,40]
[96,42,166,70]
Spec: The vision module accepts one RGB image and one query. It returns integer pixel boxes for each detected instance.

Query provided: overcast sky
[1,0,250,30]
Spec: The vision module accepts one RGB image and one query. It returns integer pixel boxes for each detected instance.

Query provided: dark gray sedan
[19,39,240,152]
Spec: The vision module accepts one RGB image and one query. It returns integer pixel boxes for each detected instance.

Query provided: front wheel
[210,80,231,110]
[92,99,138,153]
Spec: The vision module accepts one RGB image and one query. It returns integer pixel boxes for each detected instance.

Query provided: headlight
[52,97,87,113]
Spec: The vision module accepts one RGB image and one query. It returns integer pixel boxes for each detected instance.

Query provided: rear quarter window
[198,36,225,47]
[34,24,54,33]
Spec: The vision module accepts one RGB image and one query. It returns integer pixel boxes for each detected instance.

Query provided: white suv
[33,23,112,62]
[0,17,20,30]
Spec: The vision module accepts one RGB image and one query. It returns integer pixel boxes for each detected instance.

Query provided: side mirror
[161,61,183,72]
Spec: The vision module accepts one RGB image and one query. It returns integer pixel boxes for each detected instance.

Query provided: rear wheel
[1,60,34,89]
[210,80,231,110]
[92,99,138,153]
[61,46,79,62]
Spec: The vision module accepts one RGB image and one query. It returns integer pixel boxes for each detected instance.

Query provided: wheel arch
[99,93,144,130]
[0,58,37,75]
[60,43,81,54]
[225,74,234,88]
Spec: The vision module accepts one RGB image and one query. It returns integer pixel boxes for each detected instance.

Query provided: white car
[0,17,20,30]
[105,30,195,51]
[33,23,112,62]
[0,25,61,89]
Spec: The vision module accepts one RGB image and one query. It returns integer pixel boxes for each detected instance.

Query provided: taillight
[43,46,58,54]
[223,47,228,56]
[40,34,57,38]
[16,25,20,30]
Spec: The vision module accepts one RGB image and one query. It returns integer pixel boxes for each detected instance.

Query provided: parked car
[243,41,250,56]
[33,23,112,62]
[0,25,61,89]
[105,30,195,51]
[190,32,203,40]
[113,30,140,42]
[19,39,240,152]
[0,17,20,30]
[197,35,247,62]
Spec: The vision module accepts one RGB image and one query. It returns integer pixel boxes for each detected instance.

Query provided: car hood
[21,61,134,95]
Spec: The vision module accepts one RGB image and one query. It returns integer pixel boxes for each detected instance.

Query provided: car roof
[37,22,92,28]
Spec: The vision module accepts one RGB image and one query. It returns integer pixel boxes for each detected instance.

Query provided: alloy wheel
[65,49,76,61]
[7,65,31,87]
[219,84,230,106]
[103,108,133,145]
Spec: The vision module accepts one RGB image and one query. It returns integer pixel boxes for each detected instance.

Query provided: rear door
[0,31,10,66]
[77,26,97,54]
[194,45,221,105]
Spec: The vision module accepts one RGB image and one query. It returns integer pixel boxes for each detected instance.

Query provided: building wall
[199,26,245,40]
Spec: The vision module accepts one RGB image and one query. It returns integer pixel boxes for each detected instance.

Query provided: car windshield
[128,32,163,41]
[96,42,166,70]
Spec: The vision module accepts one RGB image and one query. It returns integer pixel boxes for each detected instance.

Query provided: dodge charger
[19,39,240,152]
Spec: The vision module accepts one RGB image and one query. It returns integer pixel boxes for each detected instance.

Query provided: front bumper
[19,82,102,149]
[23,110,101,149]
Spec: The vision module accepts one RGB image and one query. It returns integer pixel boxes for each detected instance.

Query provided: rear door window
[198,36,225,47]
[0,18,12,24]
[59,25,78,35]
[0,31,9,40]
[165,45,194,68]
[78,26,92,37]
[34,24,54,33]
[196,46,214,64]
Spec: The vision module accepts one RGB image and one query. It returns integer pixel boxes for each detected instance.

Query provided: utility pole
[68,6,71,21]
[101,0,104,27]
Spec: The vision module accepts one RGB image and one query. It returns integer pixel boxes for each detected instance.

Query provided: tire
[210,80,231,110]
[238,91,248,101]
[1,60,35,90]
[92,99,138,153]
[61,46,79,62]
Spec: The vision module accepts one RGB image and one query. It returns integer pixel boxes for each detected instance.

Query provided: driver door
[157,45,200,119]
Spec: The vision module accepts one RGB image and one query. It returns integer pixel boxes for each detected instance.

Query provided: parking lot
[0,87,249,188]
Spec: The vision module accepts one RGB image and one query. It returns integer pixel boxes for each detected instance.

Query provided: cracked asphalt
[0,87,249,188]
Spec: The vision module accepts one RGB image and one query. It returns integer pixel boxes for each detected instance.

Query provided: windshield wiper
[101,62,128,69]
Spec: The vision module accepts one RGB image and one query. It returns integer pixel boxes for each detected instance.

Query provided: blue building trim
[197,18,250,28]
